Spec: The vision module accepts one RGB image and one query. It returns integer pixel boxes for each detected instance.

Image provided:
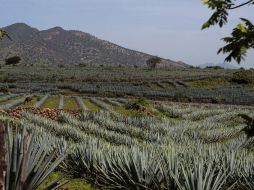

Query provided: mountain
[199,63,240,69]
[0,23,189,68]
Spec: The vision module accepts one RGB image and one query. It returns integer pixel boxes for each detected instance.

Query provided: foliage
[42,96,60,109]
[0,29,11,40]
[231,70,254,84]
[59,95,64,109]
[0,96,25,111]
[34,95,49,108]
[0,94,20,104]
[89,98,112,111]
[173,92,192,102]
[124,98,149,111]
[0,64,233,83]
[83,99,100,111]
[75,96,88,110]
[202,0,254,63]
[38,172,96,190]
[64,98,79,110]
[1,102,254,189]
[238,114,254,139]
[0,87,9,93]
[2,80,254,104]
[5,56,21,65]
[146,56,162,69]
[102,98,122,107]
[211,96,225,104]
[78,63,87,67]
[206,66,224,69]
[2,123,67,190]
[114,106,145,117]
[186,77,231,89]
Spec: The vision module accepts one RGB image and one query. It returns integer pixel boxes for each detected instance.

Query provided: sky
[1,0,253,68]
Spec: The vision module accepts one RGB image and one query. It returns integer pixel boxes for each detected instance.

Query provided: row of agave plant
[45,83,254,105]
[0,102,254,189]
[0,94,19,103]
[0,93,125,111]
[0,121,68,190]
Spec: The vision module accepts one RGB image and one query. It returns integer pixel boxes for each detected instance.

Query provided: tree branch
[228,0,254,9]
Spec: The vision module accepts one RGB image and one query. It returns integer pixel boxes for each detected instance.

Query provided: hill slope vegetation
[0,23,189,67]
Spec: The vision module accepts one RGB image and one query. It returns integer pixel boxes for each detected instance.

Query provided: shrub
[206,66,224,69]
[5,56,21,65]
[78,63,87,67]
[231,70,254,84]
[0,76,16,83]
[173,92,192,102]
[58,64,65,68]
[146,56,161,69]
[0,86,9,93]
[124,98,149,111]
[212,96,225,104]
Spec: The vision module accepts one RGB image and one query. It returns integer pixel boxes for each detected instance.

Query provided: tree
[5,56,21,65]
[0,29,11,40]
[202,0,254,63]
[146,56,162,69]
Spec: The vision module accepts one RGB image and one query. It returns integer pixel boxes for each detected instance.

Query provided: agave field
[1,80,253,105]
[1,97,254,189]
[0,93,128,111]
[0,67,253,106]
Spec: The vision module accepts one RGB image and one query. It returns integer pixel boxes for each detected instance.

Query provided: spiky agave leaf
[95,148,161,189]
[174,160,232,190]
[4,122,67,190]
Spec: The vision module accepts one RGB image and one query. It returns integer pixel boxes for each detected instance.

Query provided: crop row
[1,102,254,189]
[0,94,131,112]
[1,80,254,105]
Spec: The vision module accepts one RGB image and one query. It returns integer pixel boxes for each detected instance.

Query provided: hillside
[0,23,189,67]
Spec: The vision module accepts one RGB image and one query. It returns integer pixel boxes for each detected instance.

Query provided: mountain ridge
[0,23,189,68]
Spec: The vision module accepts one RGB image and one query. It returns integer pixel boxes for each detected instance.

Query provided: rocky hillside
[0,23,189,68]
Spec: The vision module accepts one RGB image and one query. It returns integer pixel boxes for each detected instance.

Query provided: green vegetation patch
[0,86,10,93]
[116,98,165,117]
[160,82,174,89]
[114,106,145,117]
[59,88,81,96]
[83,99,100,111]
[0,96,23,105]
[42,96,60,109]
[187,77,231,88]
[38,172,97,190]
[64,97,79,110]
[148,82,162,89]
[231,70,254,84]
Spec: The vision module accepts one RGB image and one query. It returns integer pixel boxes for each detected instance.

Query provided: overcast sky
[1,0,253,68]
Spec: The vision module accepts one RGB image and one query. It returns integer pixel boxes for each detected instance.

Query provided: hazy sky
[1,0,253,67]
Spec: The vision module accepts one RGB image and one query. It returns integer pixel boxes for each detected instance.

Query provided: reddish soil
[7,107,81,121]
